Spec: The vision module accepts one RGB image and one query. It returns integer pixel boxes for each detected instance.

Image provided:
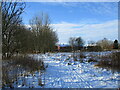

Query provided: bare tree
[96,38,113,50]
[69,37,76,51]
[2,1,26,58]
[69,37,84,51]
[29,12,58,53]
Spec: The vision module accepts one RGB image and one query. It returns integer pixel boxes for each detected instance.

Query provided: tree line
[2,2,58,58]
[68,37,119,51]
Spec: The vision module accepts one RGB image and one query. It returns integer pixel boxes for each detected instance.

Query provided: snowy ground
[13,52,120,88]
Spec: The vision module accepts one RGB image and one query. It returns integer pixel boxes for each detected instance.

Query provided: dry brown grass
[88,58,97,63]
[2,56,45,88]
[95,52,120,72]
[79,52,86,58]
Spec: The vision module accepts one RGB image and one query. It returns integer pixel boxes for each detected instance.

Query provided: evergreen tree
[113,40,119,49]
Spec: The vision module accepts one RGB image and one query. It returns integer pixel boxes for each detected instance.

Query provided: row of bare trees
[29,13,58,54]
[69,37,119,51]
[2,2,58,58]
[90,38,119,50]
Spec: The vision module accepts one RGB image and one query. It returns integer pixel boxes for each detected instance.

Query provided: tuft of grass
[79,59,84,63]
[79,52,86,58]
[74,58,78,61]
[88,58,97,63]
[68,63,71,65]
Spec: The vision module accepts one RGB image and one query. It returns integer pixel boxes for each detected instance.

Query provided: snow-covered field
[13,52,120,88]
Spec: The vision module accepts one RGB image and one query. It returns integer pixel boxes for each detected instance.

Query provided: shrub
[111,52,120,68]
[11,56,45,71]
[88,58,97,63]
[87,46,102,52]
[79,53,86,58]
[96,52,120,72]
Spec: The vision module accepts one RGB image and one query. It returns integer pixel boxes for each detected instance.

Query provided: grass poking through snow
[2,55,46,88]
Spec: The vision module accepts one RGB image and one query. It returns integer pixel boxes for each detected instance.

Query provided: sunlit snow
[13,52,119,88]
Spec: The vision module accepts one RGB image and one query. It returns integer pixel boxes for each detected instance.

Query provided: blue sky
[22,2,118,44]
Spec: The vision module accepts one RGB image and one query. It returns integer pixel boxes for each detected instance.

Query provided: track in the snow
[41,57,93,88]
[59,60,93,88]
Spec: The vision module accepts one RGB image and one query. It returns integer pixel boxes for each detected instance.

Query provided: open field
[2,51,119,88]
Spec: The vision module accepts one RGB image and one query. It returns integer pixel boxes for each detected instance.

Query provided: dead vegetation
[88,58,97,63]
[2,56,45,88]
[95,52,120,72]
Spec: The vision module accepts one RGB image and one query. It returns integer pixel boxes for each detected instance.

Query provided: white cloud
[24,20,118,44]
[51,22,84,32]
[51,20,118,44]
